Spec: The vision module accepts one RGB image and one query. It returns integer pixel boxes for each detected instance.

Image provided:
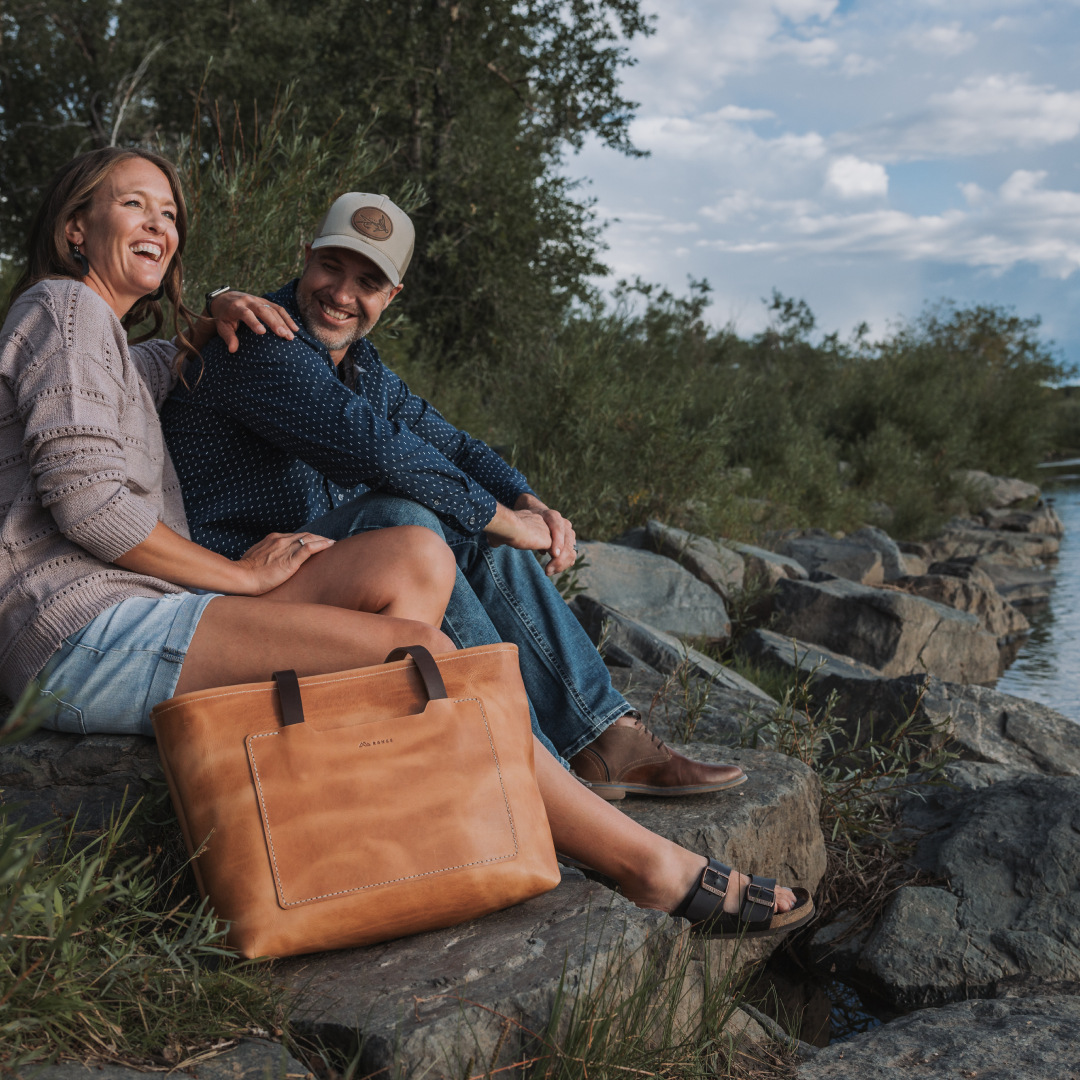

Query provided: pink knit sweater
[0,279,190,698]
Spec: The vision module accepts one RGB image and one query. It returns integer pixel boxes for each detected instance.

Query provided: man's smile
[318,299,358,323]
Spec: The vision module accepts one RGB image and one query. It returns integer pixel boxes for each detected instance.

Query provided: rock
[846,526,908,581]
[891,573,1030,645]
[278,869,696,1079]
[979,561,1057,608]
[929,518,1060,566]
[645,520,744,600]
[607,664,776,748]
[766,528,885,586]
[721,540,808,587]
[900,553,928,576]
[740,628,1080,775]
[981,502,1065,537]
[771,576,1000,684]
[28,1040,308,1080]
[575,542,731,641]
[857,776,1080,1007]
[569,596,772,703]
[959,469,1041,510]
[616,744,827,969]
[610,526,648,549]
[804,910,870,979]
[795,996,1080,1079]
[0,730,162,826]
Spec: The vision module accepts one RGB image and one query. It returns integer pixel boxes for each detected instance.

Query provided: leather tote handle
[384,645,448,701]
[273,669,306,726]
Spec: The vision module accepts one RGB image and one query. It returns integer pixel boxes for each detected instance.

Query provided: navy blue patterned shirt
[160,280,533,558]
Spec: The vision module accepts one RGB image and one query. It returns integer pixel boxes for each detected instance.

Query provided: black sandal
[677,859,815,939]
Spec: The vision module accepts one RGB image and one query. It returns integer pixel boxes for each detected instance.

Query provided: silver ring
[296,536,306,547]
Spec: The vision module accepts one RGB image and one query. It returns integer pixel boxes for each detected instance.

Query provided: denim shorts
[34,592,222,738]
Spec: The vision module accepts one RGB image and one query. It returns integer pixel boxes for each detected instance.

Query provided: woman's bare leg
[532,737,798,916]
[264,525,456,624]
[176,526,458,695]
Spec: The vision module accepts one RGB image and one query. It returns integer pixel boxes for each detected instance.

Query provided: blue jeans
[304,493,631,765]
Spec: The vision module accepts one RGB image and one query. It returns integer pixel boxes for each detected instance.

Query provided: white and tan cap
[311,193,415,286]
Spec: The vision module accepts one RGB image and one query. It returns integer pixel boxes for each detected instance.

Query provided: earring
[70,244,90,277]
[146,285,165,302]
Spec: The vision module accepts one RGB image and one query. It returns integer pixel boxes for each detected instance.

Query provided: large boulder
[928,518,1060,566]
[0,730,162,825]
[740,631,1080,775]
[891,572,1030,645]
[978,561,1057,608]
[981,502,1065,537]
[645,520,744,600]
[959,469,1041,510]
[278,869,671,1077]
[795,996,1080,1079]
[771,576,1000,684]
[720,540,808,587]
[766,528,885,586]
[31,1040,308,1080]
[607,663,777,748]
[856,775,1080,1007]
[574,542,731,641]
[569,596,772,701]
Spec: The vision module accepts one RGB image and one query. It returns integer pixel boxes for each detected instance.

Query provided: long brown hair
[9,147,199,362]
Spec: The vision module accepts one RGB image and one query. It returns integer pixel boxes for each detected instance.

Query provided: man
[161,192,744,798]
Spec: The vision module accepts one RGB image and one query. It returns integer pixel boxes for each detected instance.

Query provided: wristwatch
[203,285,232,317]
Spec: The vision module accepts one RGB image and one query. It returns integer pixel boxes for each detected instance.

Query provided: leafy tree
[0,0,652,366]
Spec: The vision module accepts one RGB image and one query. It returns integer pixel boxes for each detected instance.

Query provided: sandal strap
[741,875,777,926]
[683,860,732,924]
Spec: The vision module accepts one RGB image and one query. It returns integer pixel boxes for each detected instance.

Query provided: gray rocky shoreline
[2,469,1076,1077]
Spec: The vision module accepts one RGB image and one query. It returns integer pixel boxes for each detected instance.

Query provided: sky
[571,0,1080,363]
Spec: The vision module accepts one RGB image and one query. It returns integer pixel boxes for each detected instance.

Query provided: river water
[994,469,1080,720]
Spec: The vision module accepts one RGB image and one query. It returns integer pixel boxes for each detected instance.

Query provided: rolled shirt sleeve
[18,346,160,562]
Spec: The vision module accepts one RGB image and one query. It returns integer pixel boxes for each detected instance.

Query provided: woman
[0,147,812,937]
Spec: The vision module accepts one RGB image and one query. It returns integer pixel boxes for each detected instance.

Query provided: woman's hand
[115,523,334,596]
[187,290,299,354]
[235,532,336,595]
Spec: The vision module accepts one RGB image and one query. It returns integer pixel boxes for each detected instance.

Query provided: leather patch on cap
[351,207,394,241]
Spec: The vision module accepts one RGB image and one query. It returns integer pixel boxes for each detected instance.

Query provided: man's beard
[296,289,375,352]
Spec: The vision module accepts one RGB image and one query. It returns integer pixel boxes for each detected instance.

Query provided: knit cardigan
[0,278,190,699]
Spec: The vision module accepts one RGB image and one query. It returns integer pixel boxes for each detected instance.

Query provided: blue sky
[572,0,1080,364]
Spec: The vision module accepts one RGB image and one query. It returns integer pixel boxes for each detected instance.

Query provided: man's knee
[345,494,442,535]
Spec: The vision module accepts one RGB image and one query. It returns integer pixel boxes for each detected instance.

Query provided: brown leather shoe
[569,716,746,799]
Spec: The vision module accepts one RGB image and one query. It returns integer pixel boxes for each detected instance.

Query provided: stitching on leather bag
[153,648,520,717]
[246,697,520,907]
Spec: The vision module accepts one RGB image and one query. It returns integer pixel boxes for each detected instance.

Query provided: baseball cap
[311,193,415,286]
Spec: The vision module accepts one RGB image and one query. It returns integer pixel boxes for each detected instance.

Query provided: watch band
[204,285,232,317]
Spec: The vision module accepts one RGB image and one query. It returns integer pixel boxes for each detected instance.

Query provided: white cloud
[629,111,827,165]
[842,53,881,77]
[697,170,1080,278]
[848,75,1080,159]
[906,22,977,56]
[826,156,889,198]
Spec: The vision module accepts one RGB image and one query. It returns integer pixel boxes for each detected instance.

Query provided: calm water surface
[994,476,1080,720]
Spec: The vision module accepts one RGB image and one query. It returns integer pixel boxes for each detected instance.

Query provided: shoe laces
[625,712,667,753]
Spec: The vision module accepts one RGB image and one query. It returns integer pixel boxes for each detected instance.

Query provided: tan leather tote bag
[151,643,561,959]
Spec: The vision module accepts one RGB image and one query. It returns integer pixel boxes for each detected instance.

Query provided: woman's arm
[115,522,334,595]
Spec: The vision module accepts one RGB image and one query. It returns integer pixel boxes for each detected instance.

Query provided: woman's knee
[397,526,457,590]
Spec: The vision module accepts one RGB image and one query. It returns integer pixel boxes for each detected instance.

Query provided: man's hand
[205,290,299,353]
[484,502,553,555]
[506,493,578,576]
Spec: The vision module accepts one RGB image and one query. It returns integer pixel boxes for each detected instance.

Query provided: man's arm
[187,331,500,536]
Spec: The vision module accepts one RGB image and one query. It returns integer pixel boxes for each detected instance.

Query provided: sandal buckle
[700,865,729,899]
[746,882,775,907]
